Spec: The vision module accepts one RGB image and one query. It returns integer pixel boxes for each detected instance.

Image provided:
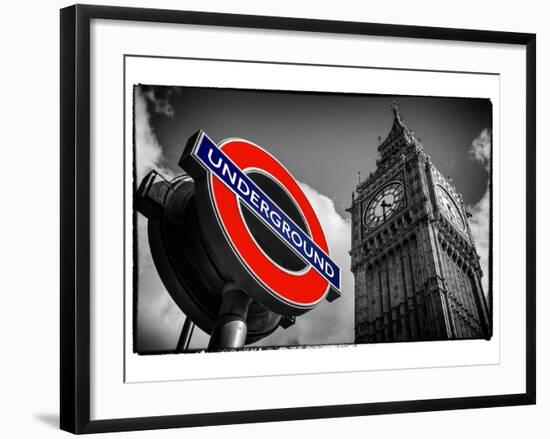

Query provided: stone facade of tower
[349,104,491,343]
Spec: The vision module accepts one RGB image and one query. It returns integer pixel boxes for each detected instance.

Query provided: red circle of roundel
[209,139,330,308]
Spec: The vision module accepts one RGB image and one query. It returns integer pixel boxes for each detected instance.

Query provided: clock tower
[349,103,491,343]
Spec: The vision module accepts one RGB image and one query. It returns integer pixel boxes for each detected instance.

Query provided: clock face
[363,182,405,228]
[436,185,465,232]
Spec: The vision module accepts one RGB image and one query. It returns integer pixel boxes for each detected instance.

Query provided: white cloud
[468,191,490,294]
[134,87,176,182]
[467,129,491,295]
[136,258,185,351]
[470,128,491,169]
[252,182,354,347]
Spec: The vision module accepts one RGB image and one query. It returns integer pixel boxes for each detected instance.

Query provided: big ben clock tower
[349,103,491,343]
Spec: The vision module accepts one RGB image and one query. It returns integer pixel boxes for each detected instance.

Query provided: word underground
[194,134,341,290]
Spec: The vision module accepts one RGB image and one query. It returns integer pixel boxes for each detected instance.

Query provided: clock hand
[381,199,391,222]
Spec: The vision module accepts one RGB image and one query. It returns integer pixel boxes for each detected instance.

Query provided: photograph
[54,3,536,434]
[133,85,493,354]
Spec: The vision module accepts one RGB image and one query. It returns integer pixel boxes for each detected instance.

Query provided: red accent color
[211,139,329,306]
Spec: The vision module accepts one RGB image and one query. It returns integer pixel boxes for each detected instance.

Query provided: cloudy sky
[133,85,492,353]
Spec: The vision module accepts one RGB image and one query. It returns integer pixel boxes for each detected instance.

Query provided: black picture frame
[60,4,536,434]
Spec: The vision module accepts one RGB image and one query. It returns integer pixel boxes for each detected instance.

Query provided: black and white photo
[133,86,493,353]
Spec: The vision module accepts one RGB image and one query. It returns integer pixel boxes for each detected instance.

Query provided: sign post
[175,317,194,352]
[208,283,252,350]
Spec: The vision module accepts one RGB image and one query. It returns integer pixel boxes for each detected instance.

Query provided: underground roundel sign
[180,130,341,316]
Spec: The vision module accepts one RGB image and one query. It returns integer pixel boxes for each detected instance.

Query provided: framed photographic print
[60,4,536,434]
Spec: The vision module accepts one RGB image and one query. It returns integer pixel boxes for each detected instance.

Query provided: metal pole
[208,282,251,350]
[176,316,194,352]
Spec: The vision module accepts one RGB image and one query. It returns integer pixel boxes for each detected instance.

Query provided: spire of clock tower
[376,102,421,166]
[391,101,403,123]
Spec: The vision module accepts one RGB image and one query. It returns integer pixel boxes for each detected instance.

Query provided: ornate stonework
[349,104,491,343]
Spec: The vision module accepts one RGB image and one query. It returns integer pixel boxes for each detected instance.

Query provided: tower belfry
[348,104,491,343]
